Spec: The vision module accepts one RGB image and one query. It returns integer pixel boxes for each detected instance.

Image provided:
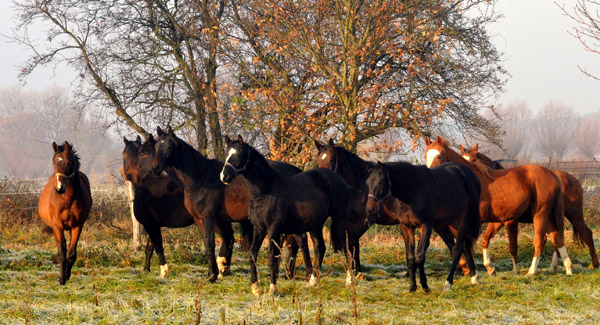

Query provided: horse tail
[240,219,253,252]
[551,179,565,237]
[41,225,53,235]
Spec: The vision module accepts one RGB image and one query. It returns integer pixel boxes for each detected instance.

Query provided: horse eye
[437,156,441,159]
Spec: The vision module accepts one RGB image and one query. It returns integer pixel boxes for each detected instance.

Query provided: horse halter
[225,148,250,176]
[367,167,392,204]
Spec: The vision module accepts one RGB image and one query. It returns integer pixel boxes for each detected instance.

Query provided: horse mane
[384,161,431,200]
[248,143,276,174]
[55,143,81,172]
[471,159,496,179]
[333,145,372,174]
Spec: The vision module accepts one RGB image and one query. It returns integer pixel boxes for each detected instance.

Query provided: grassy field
[1,215,599,324]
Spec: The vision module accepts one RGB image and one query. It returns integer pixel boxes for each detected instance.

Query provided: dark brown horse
[220,135,351,295]
[314,139,470,287]
[460,144,599,269]
[38,142,92,285]
[365,161,481,291]
[425,136,573,276]
[151,127,311,283]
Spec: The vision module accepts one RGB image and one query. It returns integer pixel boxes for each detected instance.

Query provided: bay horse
[365,161,481,291]
[38,141,92,285]
[150,127,311,283]
[425,136,573,276]
[314,139,471,288]
[220,135,351,295]
[460,144,599,269]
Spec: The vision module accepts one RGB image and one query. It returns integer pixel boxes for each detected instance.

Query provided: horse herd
[37,130,599,295]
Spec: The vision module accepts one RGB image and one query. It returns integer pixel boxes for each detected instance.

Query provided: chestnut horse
[460,144,599,269]
[314,139,470,287]
[425,136,573,276]
[38,142,92,285]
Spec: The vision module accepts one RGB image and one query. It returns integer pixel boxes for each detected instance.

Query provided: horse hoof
[442,281,452,292]
[217,272,224,280]
[208,275,217,283]
[160,264,169,278]
[356,272,364,281]
[409,285,417,292]
[422,286,430,292]
[269,284,277,295]
[251,282,261,297]
[525,271,534,277]
[308,274,318,287]
[470,272,479,285]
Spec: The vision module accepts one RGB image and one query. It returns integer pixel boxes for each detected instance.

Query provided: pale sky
[1,1,598,115]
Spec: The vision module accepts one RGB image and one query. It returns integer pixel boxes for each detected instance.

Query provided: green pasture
[1,218,599,324]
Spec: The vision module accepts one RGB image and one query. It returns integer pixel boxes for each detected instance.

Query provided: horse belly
[483,182,529,222]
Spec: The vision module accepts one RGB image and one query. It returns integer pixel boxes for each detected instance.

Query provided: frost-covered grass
[1,221,599,324]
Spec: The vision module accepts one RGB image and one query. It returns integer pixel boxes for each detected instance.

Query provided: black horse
[365,161,481,291]
[315,139,470,287]
[151,127,311,282]
[220,135,351,295]
[123,135,252,278]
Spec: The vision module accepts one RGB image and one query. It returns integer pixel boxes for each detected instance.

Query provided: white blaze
[462,154,471,161]
[220,148,238,182]
[426,149,440,168]
[321,153,327,160]
[56,174,63,190]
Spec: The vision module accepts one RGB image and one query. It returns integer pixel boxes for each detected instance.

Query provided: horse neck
[336,149,371,189]
[240,147,278,195]
[386,162,428,203]
[170,139,220,188]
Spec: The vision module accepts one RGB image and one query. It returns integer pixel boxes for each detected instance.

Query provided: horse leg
[215,221,234,279]
[568,213,599,268]
[143,235,154,272]
[144,224,167,277]
[297,234,316,285]
[400,225,417,292]
[65,226,83,282]
[52,227,67,285]
[285,235,300,280]
[309,229,326,272]
[481,222,503,276]
[415,223,433,292]
[267,229,283,295]
[547,227,573,276]
[349,222,370,279]
[249,227,266,296]
[199,217,218,282]
[527,220,546,276]
[462,237,479,285]
[444,226,468,292]
[435,226,469,276]
[505,221,520,274]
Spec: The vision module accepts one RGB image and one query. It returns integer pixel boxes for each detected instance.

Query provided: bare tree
[535,102,579,164]
[559,0,600,81]
[573,111,600,158]
[499,101,533,159]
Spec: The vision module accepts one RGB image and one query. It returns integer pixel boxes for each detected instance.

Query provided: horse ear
[328,138,335,147]
[424,137,431,146]
[436,135,444,144]
[157,126,164,136]
[52,142,59,153]
[224,135,231,146]
[459,144,465,154]
[64,141,71,151]
[314,139,322,151]
[472,144,479,153]
[237,134,244,143]
[167,126,175,136]
[147,134,155,146]
[136,135,142,143]
[123,137,130,145]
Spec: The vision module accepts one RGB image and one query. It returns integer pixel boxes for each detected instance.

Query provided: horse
[38,142,92,285]
[425,136,573,276]
[314,139,471,287]
[150,127,311,283]
[365,161,481,291]
[220,135,351,296]
[460,144,599,269]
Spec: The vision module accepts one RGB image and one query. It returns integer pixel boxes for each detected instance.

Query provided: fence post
[126,180,142,250]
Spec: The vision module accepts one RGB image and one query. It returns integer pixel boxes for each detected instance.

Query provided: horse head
[314,138,339,172]
[152,126,178,176]
[220,134,250,184]
[424,136,454,168]
[459,144,480,163]
[122,135,142,183]
[365,161,391,217]
[52,141,80,194]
